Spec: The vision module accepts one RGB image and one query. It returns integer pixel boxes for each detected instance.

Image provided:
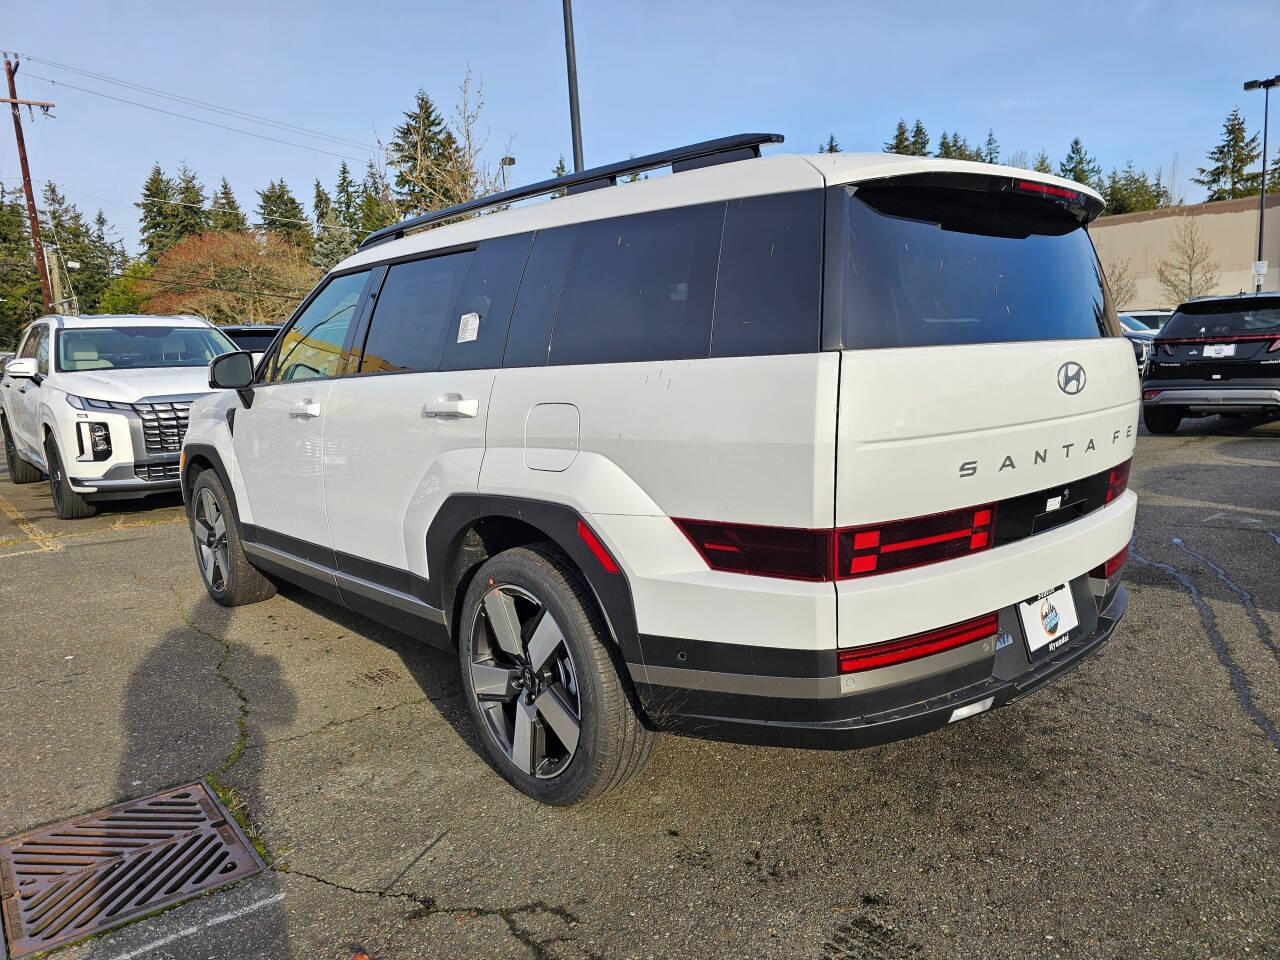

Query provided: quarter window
[269,271,369,383]
[502,226,577,368]
[440,234,533,371]
[549,203,724,365]
[358,251,474,374]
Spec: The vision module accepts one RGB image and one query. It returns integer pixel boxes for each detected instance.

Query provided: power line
[21,73,369,163]
[9,51,374,151]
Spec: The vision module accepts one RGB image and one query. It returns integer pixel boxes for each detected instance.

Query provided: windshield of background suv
[56,326,236,372]
[838,183,1115,349]
[1160,300,1280,338]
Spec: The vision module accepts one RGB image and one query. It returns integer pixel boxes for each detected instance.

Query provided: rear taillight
[1105,458,1131,504]
[1142,389,1161,401]
[835,504,996,580]
[1269,339,1280,353]
[1090,543,1129,580]
[1160,343,1174,356]
[673,518,831,582]
[837,612,999,674]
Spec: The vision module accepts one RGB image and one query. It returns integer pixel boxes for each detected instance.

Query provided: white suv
[1,314,236,518]
[182,134,1139,804]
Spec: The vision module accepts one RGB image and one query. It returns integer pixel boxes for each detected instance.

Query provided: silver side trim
[243,541,337,583]
[335,571,445,624]
[632,635,996,700]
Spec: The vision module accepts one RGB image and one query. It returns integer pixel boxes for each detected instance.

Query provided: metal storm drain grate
[0,782,263,957]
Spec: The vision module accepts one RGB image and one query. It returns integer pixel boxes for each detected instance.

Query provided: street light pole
[1244,74,1280,292]
[561,0,585,173]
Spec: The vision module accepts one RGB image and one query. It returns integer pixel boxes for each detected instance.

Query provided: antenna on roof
[357,132,784,251]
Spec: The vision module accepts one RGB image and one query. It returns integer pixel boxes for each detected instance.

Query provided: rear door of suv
[321,234,532,615]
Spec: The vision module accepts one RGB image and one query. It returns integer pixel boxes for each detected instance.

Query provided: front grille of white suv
[131,401,192,454]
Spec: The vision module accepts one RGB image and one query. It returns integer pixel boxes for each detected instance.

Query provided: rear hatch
[1147,296,1280,385]
[825,172,1138,643]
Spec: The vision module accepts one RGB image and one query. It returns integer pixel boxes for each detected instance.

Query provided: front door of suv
[322,235,532,602]
[233,269,372,556]
[8,323,49,460]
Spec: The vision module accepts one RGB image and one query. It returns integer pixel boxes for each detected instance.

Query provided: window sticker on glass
[457,312,480,343]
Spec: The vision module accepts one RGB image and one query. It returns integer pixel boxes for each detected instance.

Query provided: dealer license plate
[1204,343,1236,358]
[1018,584,1079,657]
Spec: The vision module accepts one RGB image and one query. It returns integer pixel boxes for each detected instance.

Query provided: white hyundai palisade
[181,134,1139,804]
[1,314,236,518]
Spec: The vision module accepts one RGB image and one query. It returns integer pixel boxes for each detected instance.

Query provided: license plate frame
[1017,584,1079,659]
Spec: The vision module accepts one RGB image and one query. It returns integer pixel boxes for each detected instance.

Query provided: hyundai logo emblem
[1057,361,1086,395]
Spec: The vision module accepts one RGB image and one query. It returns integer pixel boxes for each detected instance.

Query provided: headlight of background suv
[64,394,115,461]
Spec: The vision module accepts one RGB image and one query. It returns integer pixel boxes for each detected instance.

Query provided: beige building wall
[1090,194,1280,310]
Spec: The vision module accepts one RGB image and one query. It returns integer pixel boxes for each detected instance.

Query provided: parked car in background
[1,314,236,517]
[1142,292,1280,433]
[1124,310,1172,330]
[1119,314,1155,370]
[219,324,281,358]
[182,134,1137,805]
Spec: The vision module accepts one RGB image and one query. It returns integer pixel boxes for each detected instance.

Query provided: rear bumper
[1142,383,1280,413]
[631,578,1127,749]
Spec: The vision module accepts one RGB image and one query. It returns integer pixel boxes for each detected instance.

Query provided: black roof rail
[357,132,784,251]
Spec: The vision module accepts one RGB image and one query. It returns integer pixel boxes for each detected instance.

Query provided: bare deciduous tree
[1102,255,1137,311]
[1005,149,1029,171]
[1156,215,1219,306]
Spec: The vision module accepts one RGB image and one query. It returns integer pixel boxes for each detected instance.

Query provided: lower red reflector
[837,612,999,674]
[1091,543,1129,580]
[577,519,620,574]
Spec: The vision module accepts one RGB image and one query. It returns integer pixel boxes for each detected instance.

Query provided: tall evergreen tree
[136,163,179,262]
[1033,150,1053,174]
[983,129,1000,164]
[40,182,123,312]
[1058,137,1102,189]
[1268,146,1280,192]
[313,180,333,229]
[1192,107,1262,201]
[0,186,43,346]
[884,121,910,154]
[255,179,310,247]
[209,178,247,231]
[551,155,569,198]
[311,218,355,271]
[357,162,396,236]
[334,161,360,234]
[386,88,460,213]
[170,163,210,243]
[1102,162,1172,215]
[822,133,841,154]
[908,120,930,157]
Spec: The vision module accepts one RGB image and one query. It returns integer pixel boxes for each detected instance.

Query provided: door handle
[422,395,478,419]
[289,399,322,419]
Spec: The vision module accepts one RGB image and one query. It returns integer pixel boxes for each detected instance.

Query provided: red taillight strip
[1090,542,1130,580]
[837,612,999,674]
[1156,333,1280,344]
[1105,458,1132,504]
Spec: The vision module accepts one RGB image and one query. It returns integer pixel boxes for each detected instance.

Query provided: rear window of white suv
[834,181,1115,349]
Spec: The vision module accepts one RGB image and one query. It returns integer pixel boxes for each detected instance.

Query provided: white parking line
[100,891,286,960]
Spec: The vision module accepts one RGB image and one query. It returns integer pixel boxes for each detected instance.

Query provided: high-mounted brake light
[835,504,996,580]
[1016,179,1081,202]
[1090,543,1130,580]
[837,612,999,674]
[1104,458,1131,504]
[576,519,620,575]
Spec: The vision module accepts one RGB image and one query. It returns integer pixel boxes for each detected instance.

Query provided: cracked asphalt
[1,416,1278,960]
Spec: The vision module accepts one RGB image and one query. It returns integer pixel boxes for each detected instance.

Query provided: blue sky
[5,0,1279,255]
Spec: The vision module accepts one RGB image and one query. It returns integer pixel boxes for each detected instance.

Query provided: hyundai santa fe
[180,133,1138,804]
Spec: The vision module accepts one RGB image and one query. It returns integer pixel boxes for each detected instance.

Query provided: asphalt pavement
[0,417,1277,960]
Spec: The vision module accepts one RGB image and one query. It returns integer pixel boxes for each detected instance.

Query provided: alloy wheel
[47,446,63,512]
[468,584,582,779]
[192,488,230,593]
[3,425,14,476]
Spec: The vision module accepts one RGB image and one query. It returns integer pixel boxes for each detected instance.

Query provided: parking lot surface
[1,419,1278,960]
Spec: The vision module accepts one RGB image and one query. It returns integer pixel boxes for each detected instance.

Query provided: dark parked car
[1119,314,1155,369]
[1141,292,1280,433]
[218,324,280,355]
[1124,310,1172,331]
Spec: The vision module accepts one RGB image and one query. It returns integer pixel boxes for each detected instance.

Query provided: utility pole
[561,0,584,172]
[3,55,54,313]
[1244,73,1279,292]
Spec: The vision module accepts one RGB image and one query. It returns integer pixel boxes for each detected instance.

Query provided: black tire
[2,415,41,484]
[45,435,97,518]
[189,469,276,607]
[1143,406,1182,435]
[458,543,654,805]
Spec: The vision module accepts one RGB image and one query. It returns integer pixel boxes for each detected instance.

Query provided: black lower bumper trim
[637,583,1127,749]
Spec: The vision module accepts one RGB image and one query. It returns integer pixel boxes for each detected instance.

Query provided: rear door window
[712,190,823,357]
[502,226,578,368]
[440,234,533,371]
[834,182,1114,349]
[549,203,724,365]
[358,251,474,374]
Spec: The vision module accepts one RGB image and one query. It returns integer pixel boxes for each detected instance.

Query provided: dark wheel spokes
[470,584,581,779]
[193,488,229,593]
